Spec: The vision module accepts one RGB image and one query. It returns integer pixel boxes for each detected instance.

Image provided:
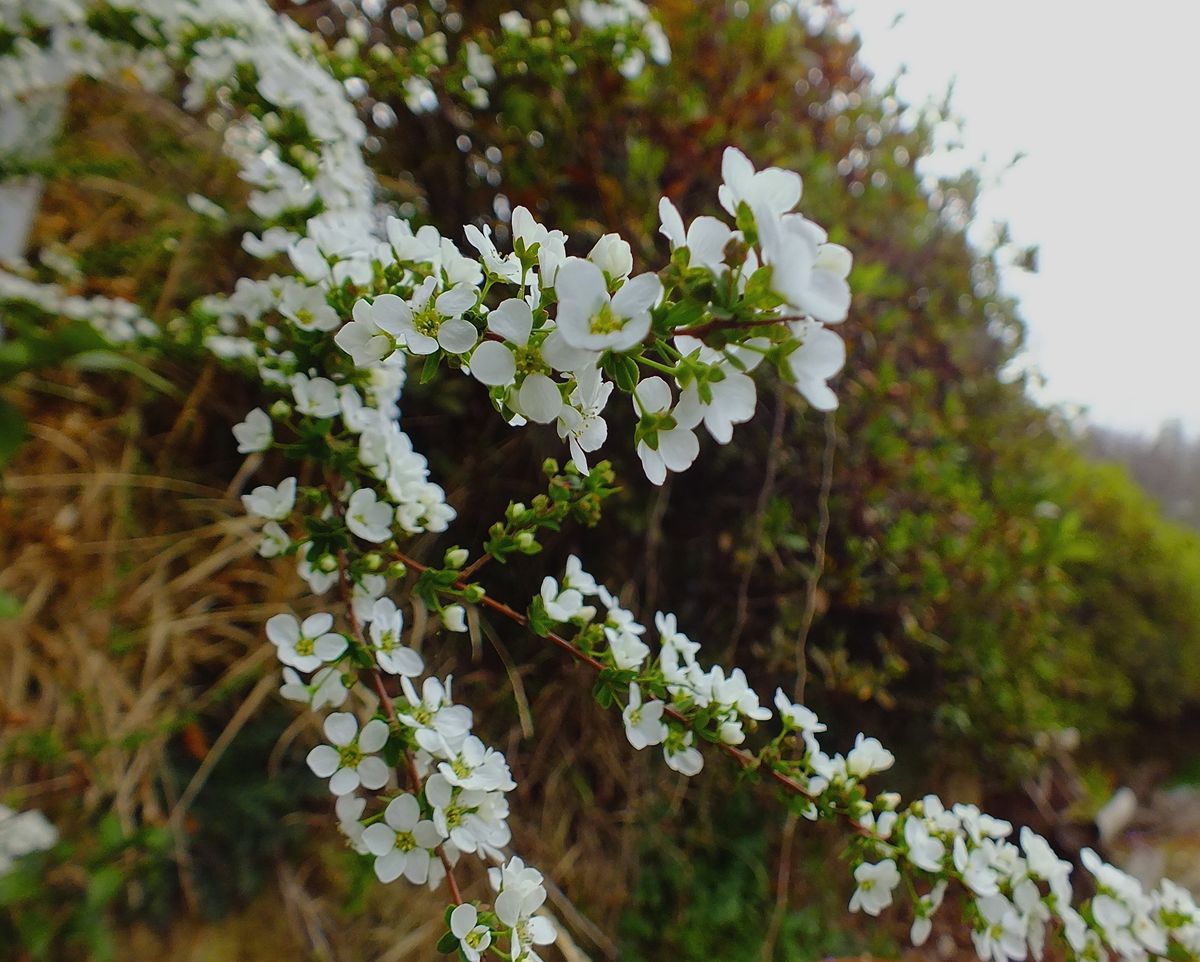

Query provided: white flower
[848,859,901,917]
[772,688,827,735]
[540,575,595,623]
[756,211,852,324]
[306,713,391,796]
[397,676,473,742]
[511,205,567,282]
[1019,827,1073,904]
[0,806,58,865]
[954,836,1000,897]
[556,366,612,472]
[291,373,341,418]
[450,903,492,962]
[380,277,478,356]
[658,197,733,275]
[361,793,442,884]
[469,298,566,424]
[232,407,272,453]
[973,894,1029,962]
[606,628,650,671]
[242,476,296,520]
[266,612,347,671]
[911,880,948,947]
[563,555,598,596]
[903,815,946,873]
[632,376,703,485]
[335,793,369,854]
[366,598,423,676]
[432,734,516,793]
[491,856,556,959]
[786,319,845,411]
[442,604,468,633]
[674,371,757,445]
[279,282,339,332]
[423,775,512,857]
[280,665,349,710]
[464,40,496,85]
[465,222,522,282]
[346,487,394,543]
[846,733,895,778]
[623,683,667,750]
[498,10,531,36]
[258,520,290,558]
[718,146,803,220]
[336,294,404,366]
[664,731,703,776]
[297,541,338,595]
[555,257,661,352]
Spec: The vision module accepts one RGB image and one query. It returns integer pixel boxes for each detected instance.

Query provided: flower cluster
[4,3,1199,962]
[525,555,1200,962]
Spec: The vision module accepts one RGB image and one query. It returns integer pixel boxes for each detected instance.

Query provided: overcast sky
[843,1,1200,435]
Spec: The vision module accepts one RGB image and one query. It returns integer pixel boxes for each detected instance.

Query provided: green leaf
[69,351,183,399]
[0,397,28,466]
[0,590,21,619]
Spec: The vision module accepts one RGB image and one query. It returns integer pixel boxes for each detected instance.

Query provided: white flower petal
[470,341,517,386]
[517,374,564,424]
[306,744,340,778]
[611,272,662,317]
[487,298,533,346]
[324,712,358,746]
[437,317,479,355]
[329,767,361,796]
[362,823,396,857]
[356,755,390,790]
[385,793,421,831]
[358,718,389,753]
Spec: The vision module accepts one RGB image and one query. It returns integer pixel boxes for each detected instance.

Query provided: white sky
[844,1,1200,435]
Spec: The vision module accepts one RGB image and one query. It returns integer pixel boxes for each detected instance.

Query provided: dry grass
[0,367,658,960]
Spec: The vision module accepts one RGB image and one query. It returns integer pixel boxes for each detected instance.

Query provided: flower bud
[317,553,338,573]
[386,561,408,579]
[444,547,469,569]
[363,552,383,571]
[463,584,486,603]
[442,604,467,633]
[588,233,633,281]
[877,792,902,812]
[269,399,292,419]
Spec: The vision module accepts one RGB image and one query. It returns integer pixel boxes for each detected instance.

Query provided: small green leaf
[0,397,28,466]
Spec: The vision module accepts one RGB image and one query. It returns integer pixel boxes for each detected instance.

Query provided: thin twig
[386,549,871,822]
[794,413,837,703]
[729,382,788,657]
[761,412,837,961]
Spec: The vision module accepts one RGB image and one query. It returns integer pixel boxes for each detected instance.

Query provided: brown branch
[729,380,788,657]
[386,550,853,814]
[669,312,812,340]
[794,413,836,703]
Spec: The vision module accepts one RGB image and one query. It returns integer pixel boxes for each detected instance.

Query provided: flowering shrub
[2,2,1199,960]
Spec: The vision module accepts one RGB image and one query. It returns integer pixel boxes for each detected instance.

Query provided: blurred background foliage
[3,1,1199,959]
